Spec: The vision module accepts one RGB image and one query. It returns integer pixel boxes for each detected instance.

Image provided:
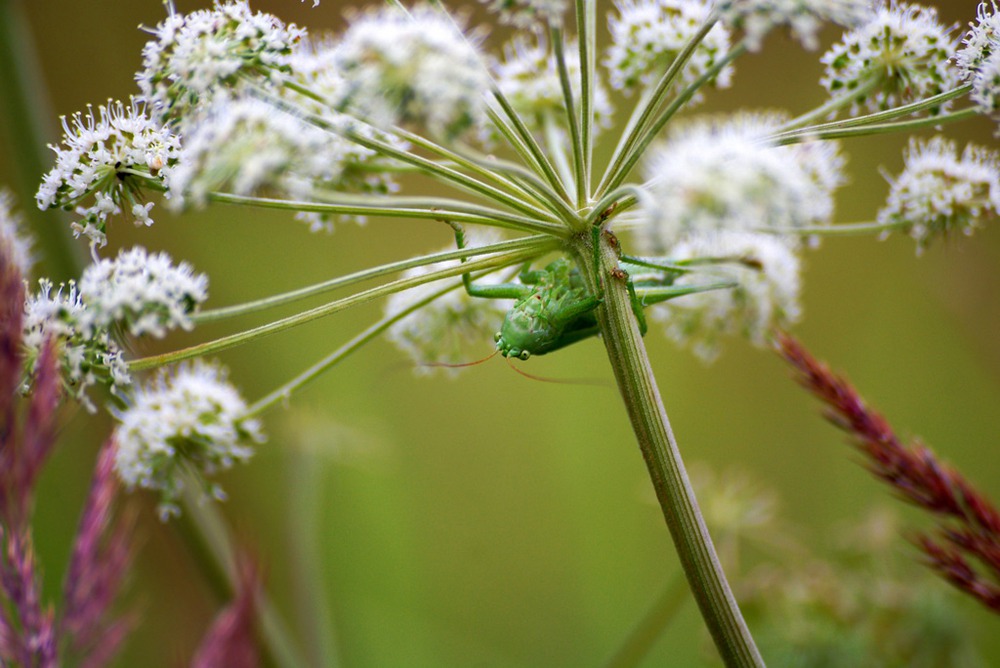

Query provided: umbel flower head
[167,94,393,231]
[878,136,1000,253]
[113,360,263,518]
[136,0,305,129]
[0,191,33,278]
[655,231,802,361]
[604,0,733,98]
[22,280,131,411]
[492,34,615,135]
[820,2,959,115]
[715,0,872,51]
[955,3,1000,125]
[641,113,843,252]
[479,0,568,27]
[333,4,491,139]
[77,246,209,339]
[36,99,179,249]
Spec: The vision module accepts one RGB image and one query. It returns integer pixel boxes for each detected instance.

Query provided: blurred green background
[2,0,999,665]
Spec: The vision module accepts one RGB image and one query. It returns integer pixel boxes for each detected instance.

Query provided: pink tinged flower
[191,561,261,668]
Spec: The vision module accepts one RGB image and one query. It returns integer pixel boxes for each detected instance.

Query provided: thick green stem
[572,232,763,667]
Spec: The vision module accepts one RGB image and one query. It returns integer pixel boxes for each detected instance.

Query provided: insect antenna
[504,356,610,388]
[420,349,499,369]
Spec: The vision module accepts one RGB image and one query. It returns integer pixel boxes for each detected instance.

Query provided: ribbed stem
[571,232,763,667]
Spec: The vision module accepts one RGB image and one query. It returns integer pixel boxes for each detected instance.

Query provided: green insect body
[494,259,601,360]
[449,223,737,360]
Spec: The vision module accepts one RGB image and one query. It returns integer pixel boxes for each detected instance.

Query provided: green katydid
[449,223,737,360]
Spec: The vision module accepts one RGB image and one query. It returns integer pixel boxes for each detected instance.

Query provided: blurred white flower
[334,5,491,139]
[0,191,33,277]
[877,136,1000,253]
[955,1,1000,78]
[605,0,733,98]
[22,279,131,411]
[78,247,208,339]
[641,113,843,252]
[492,34,614,135]
[479,0,568,27]
[656,231,802,361]
[715,0,872,51]
[114,360,263,518]
[137,0,305,128]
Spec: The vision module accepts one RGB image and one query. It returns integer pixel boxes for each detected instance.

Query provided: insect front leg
[446,220,531,300]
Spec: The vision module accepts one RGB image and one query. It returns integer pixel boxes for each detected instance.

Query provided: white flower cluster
[492,36,614,135]
[715,0,872,51]
[878,137,1000,253]
[479,0,568,27]
[605,0,733,99]
[167,91,395,232]
[333,5,491,139]
[113,360,263,518]
[136,0,305,128]
[385,230,514,375]
[36,99,180,249]
[656,232,801,361]
[820,2,959,115]
[957,3,1000,123]
[78,247,209,339]
[641,114,843,253]
[0,191,32,277]
[22,280,131,411]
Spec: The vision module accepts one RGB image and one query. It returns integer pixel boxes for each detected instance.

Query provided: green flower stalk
[16,0,1000,664]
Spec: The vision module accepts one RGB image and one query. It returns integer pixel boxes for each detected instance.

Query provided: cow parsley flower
[334,5,491,139]
[971,50,1000,120]
[77,247,208,339]
[0,192,33,277]
[492,35,614,135]
[656,231,801,361]
[715,0,872,51]
[22,280,131,410]
[820,2,959,115]
[136,0,305,128]
[113,360,263,518]
[955,1,1000,78]
[605,0,733,97]
[385,230,514,375]
[641,114,843,252]
[36,99,179,249]
[877,137,1000,253]
[479,0,568,27]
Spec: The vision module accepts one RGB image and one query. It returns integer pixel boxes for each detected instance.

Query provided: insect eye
[518,350,530,361]
[494,331,502,343]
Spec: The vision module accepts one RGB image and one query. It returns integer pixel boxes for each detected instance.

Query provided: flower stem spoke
[127,249,543,372]
[489,91,571,200]
[576,0,596,199]
[596,17,720,197]
[249,279,463,415]
[551,26,586,208]
[207,191,568,237]
[772,107,979,146]
[261,88,559,223]
[604,37,746,195]
[193,235,557,323]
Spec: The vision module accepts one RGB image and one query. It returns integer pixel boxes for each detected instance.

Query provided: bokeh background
[2,0,999,665]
